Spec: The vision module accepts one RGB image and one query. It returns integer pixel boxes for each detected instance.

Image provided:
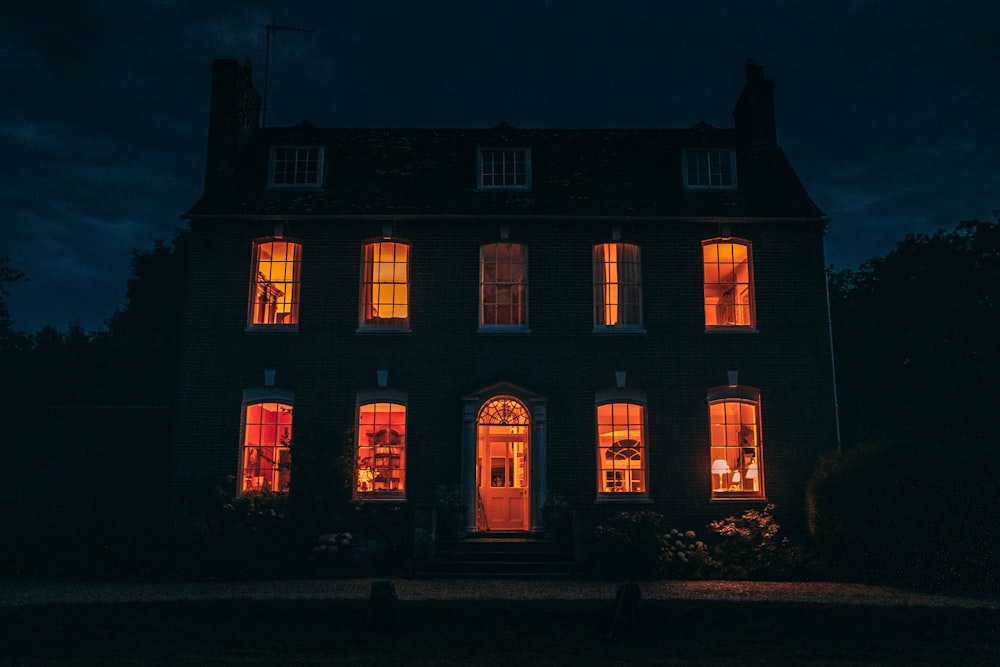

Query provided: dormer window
[269,146,323,188]
[478,148,531,190]
[683,149,737,190]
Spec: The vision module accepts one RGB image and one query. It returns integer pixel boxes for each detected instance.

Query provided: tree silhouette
[830,214,1000,449]
[0,257,27,349]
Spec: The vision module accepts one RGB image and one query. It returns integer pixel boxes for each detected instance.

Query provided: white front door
[475,396,531,532]
[479,430,528,531]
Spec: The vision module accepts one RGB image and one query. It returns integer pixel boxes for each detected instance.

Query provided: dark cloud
[1,0,997,331]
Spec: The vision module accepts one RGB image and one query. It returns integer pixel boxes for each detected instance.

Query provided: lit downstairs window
[594,243,642,330]
[703,238,755,328]
[240,401,292,493]
[478,148,531,189]
[708,386,764,500]
[360,240,410,329]
[480,243,527,329]
[596,401,647,495]
[356,401,406,498]
[269,146,323,187]
[683,149,737,189]
[249,238,301,327]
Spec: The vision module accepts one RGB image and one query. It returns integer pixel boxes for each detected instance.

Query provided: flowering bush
[307,531,356,574]
[660,528,713,579]
[705,503,806,579]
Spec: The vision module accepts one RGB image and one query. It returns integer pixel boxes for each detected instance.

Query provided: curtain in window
[594,243,640,327]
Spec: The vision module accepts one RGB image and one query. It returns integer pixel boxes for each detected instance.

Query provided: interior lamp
[745,463,759,491]
[711,459,731,491]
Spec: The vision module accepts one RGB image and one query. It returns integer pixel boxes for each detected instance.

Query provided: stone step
[417,537,578,578]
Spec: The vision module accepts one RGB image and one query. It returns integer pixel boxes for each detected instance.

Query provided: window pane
[709,397,762,497]
[357,402,406,494]
[362,241,409,325]
[481,243,527,326]
[596,402,645,493]
[703,239,753,327]
[251,239,301,325]
[241,402,292,493]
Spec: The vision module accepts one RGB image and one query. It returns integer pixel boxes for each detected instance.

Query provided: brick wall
[171,215,837,531]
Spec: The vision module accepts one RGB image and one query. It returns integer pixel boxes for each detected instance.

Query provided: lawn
[3,598,997,665]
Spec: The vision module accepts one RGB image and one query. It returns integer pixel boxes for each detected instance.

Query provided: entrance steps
[416,536,577,578]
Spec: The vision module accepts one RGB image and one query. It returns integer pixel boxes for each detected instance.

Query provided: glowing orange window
[594,243,642,328]
[241,402,292,493]
[597,402,646,494]
[709,394,764,499]
[481,243,527,327]
[361,241,409,327]
[703,239,754,328]
[357,402,406,496]
[250,239,301,326]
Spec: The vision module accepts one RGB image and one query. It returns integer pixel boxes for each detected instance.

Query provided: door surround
[461,382,547,534]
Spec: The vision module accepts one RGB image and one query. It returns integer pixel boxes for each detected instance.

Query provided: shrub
[659,528,714,579]
[592,510,668,579]
[806,439,1000,591]
[704,503,807,580]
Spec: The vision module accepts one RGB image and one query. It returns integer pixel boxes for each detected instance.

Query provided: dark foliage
[806,439,1000,591]
[705,504,810,580]
[829,215,1000,448]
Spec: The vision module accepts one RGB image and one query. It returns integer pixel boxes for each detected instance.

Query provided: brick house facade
[172,59,838,539]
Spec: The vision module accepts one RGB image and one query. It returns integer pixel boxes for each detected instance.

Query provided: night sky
[2,1,997,332]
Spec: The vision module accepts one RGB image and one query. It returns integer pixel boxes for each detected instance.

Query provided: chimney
[204,59,261,193]
[733,59,777,147]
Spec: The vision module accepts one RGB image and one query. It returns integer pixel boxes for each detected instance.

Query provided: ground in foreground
[3,598,997,665]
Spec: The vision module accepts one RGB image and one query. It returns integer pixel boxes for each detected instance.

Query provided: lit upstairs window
[683,149,737,189]
[360,240,410,329]
[594,243,643,330]
[703,238,755,329]
[249,238,301,327]
[480,242,528,329]
[478,148,531,189]
[356,401,406,498]
[269,146,324,187]
[596,401,646,495]
[708,387,764,500]
[241,401,292,493]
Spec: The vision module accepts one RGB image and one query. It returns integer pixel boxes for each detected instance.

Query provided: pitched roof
[187,121,824,220]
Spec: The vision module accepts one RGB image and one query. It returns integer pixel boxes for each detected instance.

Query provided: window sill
[356,326,412,334]
[354,496,408,503]
[710,493,767,501]
[475,185,532,192]
[592,327,646,335]
[594,495,653,504]
[478,326,531,334]
[704,326,758,334]
[246,324,299,334]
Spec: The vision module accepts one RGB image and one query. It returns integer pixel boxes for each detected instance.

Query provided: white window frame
[239,388,295,495]
[355,389,409,501]
[707,385,765,501]
[247,237,302,330]
[595,388,650,501]
[479,242,529,332]
[682,149,738,190]
[358,239,411,331]
[269,145,324,188]
[593,242,644,332]
[477,147,531,190]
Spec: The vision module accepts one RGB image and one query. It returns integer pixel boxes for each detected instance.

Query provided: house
[172,58,839,546]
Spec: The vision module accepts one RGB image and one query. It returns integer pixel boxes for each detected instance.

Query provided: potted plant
[435,485,467,541]
[541,492,570,539]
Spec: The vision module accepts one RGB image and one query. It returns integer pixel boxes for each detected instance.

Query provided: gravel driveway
[1,577,996,609]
